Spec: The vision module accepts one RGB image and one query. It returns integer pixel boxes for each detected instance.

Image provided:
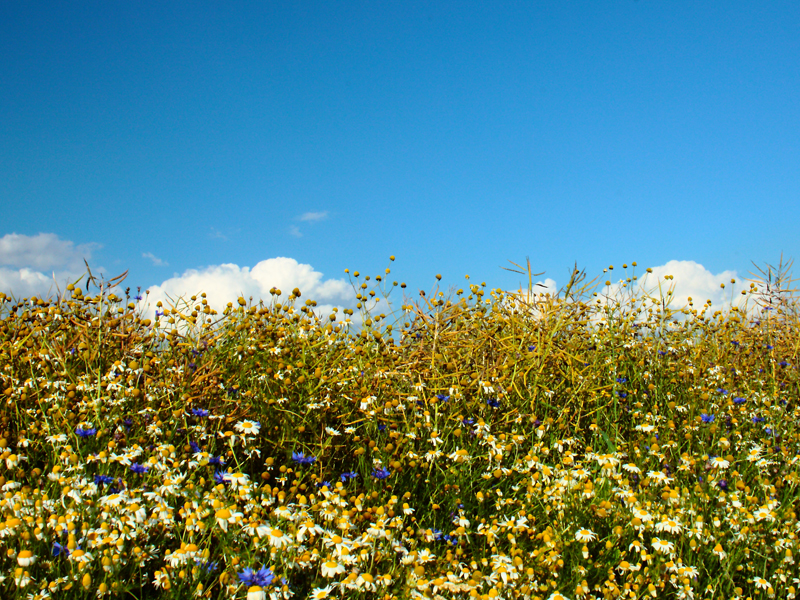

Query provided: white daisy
[575,528,597,542]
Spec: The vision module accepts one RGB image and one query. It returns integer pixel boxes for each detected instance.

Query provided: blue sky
[1,1,798,314]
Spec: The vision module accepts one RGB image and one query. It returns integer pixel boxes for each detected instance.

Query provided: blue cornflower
[717,480,728,491]
[371,467,391,480]
[316,480,332,489]
[717,388,728,395]
[134,294,142,301]
[94,474,114,486]
[731,341,740,346]
[76,426,97,438]
[340,471,358,482]
[733,397,746,405]
[486,398,500,408]
[123,418,133,430]
[238,567,274,587]
[130,462,149,474]
[617,391,628,398]
[195,559,218,573]
[52,542,68,557]
[462,417,475,426]
[766,344,774,350]
[214,470,228,485]
[378,423,386,432]
[191,408,209,417]
[753,416,765,424]
[701,414,715,424]
[208,455,225,466]
[155,310,163,318]
[189,441,201,454]
[658,350,667,356]
[528,345,536,352]
[616,377,627,384]
[779,361,790,367]
[436,394,450,403]
[292,452,316,465]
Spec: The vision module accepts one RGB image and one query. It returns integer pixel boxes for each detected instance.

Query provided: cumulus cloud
[0,232,98,271]
[0,233,101,299]
[298,211,328,222]
[142,252,168,267]
[140,257,355,322]
[599,260,749,312]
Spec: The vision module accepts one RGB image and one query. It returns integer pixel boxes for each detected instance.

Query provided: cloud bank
[140,257,355,321]
[0,233,100,299]
[598,260,751,312]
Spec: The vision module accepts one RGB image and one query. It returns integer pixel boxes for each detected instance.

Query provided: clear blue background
[1,1,798,298]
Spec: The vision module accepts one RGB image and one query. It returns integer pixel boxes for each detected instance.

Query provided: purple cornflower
[371,467,391,480]
[292,452,316,465]
[238,566,274,587]
[52,542,68,557]
[76,426,97,438]
[130,462,149,474]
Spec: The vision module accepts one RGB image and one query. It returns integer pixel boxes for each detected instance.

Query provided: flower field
[0,258,798,600]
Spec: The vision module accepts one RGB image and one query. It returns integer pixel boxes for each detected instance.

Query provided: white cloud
[140,257,355,322]
[0,233,102,299]
[289,225,302,238]
[599,260,749,312]
[298,211,328,222]
[142,252,168,267]
[0,232,99,271]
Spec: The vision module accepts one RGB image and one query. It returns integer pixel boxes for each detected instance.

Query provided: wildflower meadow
[0,257,798,600]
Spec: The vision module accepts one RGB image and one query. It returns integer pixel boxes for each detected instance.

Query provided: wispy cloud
[289,226,303,238]
[209,227,228,241]
[298,211,328,222]
[142,252,168,267]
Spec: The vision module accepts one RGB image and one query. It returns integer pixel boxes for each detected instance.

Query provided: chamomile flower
[235,420,261,435]
[651,538,675,555]
[655,518,682,534]
[575,528,597,542]
[309,584,335,599]
[320,560,345,577]
[266,527,292,548]
[708,456,730,470]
